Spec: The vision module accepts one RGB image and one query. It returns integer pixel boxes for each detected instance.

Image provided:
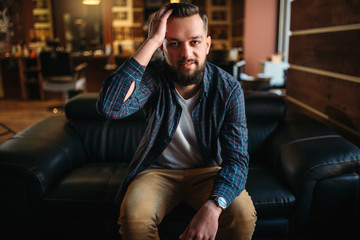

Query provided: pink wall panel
[243,0,278,76]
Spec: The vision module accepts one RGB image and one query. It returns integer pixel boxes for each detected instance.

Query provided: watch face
[217,196,227,209]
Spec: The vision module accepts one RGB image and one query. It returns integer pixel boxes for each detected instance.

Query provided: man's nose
[181,43,192,58]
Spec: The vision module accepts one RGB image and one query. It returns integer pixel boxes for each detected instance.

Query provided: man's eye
[169,42,179,47]
[192,40,200,45]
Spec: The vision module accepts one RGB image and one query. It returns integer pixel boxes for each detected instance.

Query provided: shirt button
[135,71,141,77]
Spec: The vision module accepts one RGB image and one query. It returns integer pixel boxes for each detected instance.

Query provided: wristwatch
[209,195,227,210]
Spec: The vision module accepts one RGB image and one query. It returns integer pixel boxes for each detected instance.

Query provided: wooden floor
[0,98,65,144]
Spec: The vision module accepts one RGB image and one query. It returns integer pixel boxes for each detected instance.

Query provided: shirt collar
[202,61,210,97]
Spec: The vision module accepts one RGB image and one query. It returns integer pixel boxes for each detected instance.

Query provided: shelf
[33,22,52,29]
[33,8,50,14]
[111,0,145,54]
[31,0,53,40]
[18,58,45,100]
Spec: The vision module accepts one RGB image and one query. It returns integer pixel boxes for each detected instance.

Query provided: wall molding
[290,64,360,84]
[286,96,360,137]
[291,23,360,36]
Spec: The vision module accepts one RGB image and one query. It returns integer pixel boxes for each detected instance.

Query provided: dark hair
[165,3,208,35]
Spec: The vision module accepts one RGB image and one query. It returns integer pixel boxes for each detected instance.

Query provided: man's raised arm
[96,7,172,117]
[123,7,172,102]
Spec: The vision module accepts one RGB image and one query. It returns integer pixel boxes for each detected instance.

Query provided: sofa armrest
[0,115,87,237]
[281,134,359,190]
[270,115,360,193]
[267,114,360,234]
[0,115,86,196]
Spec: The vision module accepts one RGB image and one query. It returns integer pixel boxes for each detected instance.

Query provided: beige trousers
[119,167,257,240]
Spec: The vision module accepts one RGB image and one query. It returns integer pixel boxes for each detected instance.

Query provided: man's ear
[160,43,165,56]
[206,36,212,55]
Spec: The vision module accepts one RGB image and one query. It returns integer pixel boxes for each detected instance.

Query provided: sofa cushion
[158,164,296,239]
[246,165,295,219]
[43,162,126,218]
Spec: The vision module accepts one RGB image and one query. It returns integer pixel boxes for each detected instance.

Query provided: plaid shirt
[97,57,249,206]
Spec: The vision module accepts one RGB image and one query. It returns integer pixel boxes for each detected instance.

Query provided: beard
[165,58,206,86]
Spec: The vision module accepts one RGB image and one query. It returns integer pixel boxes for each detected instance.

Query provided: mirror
[54,0,104,53]
[64,12,102,52]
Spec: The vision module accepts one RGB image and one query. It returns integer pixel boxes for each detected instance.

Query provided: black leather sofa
[0,91,359,240]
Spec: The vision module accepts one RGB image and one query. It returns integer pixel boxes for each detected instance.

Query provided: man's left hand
[179,200,222,240]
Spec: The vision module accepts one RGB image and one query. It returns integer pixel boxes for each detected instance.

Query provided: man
[97,3,256,240]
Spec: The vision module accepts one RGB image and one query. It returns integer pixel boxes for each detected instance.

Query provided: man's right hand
[132,7,173,66]
[148,7,173,48]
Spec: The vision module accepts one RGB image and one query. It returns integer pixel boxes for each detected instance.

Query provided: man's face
[161,14,211,85]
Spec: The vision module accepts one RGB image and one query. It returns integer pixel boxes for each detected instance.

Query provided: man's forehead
[167,14,203,27]
[166,15,206,37]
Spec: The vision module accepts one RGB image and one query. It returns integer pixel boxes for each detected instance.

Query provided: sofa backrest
[65,91,286,165]
[244,91,286,163]
[65,93,146,164]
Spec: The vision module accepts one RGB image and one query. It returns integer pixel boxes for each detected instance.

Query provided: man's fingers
[157,8,166,17]
[154,6,171,20]
[154,7,165,18]
[179,227,186,240]
[179,226,189,240]
[160,8,173,19]
[147,7,173,42]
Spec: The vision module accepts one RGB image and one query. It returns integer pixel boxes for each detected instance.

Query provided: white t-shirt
[152,89,202,169]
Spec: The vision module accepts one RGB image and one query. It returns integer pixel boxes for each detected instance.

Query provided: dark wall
[286,0,360,147]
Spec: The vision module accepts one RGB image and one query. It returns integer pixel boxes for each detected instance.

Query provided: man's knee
[228,190,257,222]
[119,200,160,240]
[218,190,257,239]
[119,197,159,225]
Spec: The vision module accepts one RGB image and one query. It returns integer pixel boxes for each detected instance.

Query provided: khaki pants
[119,167,257,240]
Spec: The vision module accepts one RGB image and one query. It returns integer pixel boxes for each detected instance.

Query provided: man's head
[161,3,211,86]
[165,3,209,35]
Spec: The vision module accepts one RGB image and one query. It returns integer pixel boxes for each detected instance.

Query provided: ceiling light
[82,0,101,5]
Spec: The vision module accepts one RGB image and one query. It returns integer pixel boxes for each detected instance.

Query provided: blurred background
[0,0,359,148]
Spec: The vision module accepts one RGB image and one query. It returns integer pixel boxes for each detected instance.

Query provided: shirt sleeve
[211,83,249,207]
[96,57,157,119]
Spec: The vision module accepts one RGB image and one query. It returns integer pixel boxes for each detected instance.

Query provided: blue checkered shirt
[97,57,249,206]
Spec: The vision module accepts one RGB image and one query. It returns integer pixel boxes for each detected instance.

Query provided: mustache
[178,58,199,65]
